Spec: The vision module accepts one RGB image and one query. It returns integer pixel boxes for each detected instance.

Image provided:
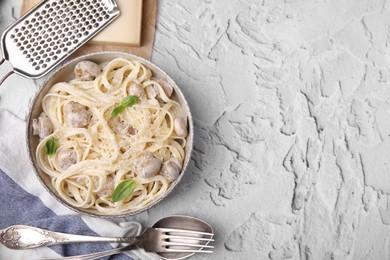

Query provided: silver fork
[124,227,214,254]
[41,228,214,260]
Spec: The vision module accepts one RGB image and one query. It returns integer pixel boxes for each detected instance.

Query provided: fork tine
[163,248,214,253]
[164,235,215,242]
[157,228,214,236]
[163,242,214,248]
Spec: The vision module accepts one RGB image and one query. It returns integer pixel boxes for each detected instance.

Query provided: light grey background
[1,0,390,259]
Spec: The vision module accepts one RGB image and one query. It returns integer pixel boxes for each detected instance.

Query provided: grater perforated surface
[0,0,119,79]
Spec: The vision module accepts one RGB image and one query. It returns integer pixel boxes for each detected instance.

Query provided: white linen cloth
[0,99,159,260]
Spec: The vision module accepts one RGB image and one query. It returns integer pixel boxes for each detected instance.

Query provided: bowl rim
[25,51,194,218]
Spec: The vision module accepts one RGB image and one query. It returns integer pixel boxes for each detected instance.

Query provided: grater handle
[0,58,15,86]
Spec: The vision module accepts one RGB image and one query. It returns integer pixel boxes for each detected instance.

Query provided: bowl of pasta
[26,52,193,217]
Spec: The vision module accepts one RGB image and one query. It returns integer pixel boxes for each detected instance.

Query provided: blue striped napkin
[0,170,130,259]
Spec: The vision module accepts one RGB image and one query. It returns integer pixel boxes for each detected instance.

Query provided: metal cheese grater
[0,0,120,84]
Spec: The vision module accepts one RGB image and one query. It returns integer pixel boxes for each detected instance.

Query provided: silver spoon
[0,215,214,260]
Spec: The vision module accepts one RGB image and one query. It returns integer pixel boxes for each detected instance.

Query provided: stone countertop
[1,0,390,259]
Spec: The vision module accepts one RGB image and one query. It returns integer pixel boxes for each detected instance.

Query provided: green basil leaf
[111,106,125,117]
[121,95,138,107]
[44,137,57,157]
[112,179,137,202]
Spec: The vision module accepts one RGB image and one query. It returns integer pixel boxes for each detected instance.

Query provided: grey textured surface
[1,0,390,259]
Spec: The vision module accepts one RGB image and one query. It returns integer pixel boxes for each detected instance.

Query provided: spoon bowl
[152,215,214,259]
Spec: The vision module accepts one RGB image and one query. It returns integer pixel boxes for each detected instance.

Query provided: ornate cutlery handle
[0,225,137,250]
[41,244,138,260]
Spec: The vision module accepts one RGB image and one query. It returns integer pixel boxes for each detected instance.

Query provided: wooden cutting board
[20,0,157,60]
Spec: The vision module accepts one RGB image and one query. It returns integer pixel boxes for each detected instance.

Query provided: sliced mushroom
[150,79,174,102]
[156,79,174,98]
[57,148,77,170]
[128,82,146,99]
[92,174,115,197]
[99,175,115,197]
[32,112,53,139]
[74,61,102,81]
[174,117,188,137]
[134,151,162,178]
[160,158,182,182]
[64,101,92,128]
[110,117,137,136]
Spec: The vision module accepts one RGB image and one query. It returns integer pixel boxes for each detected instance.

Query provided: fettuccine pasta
[34,58,188,215]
